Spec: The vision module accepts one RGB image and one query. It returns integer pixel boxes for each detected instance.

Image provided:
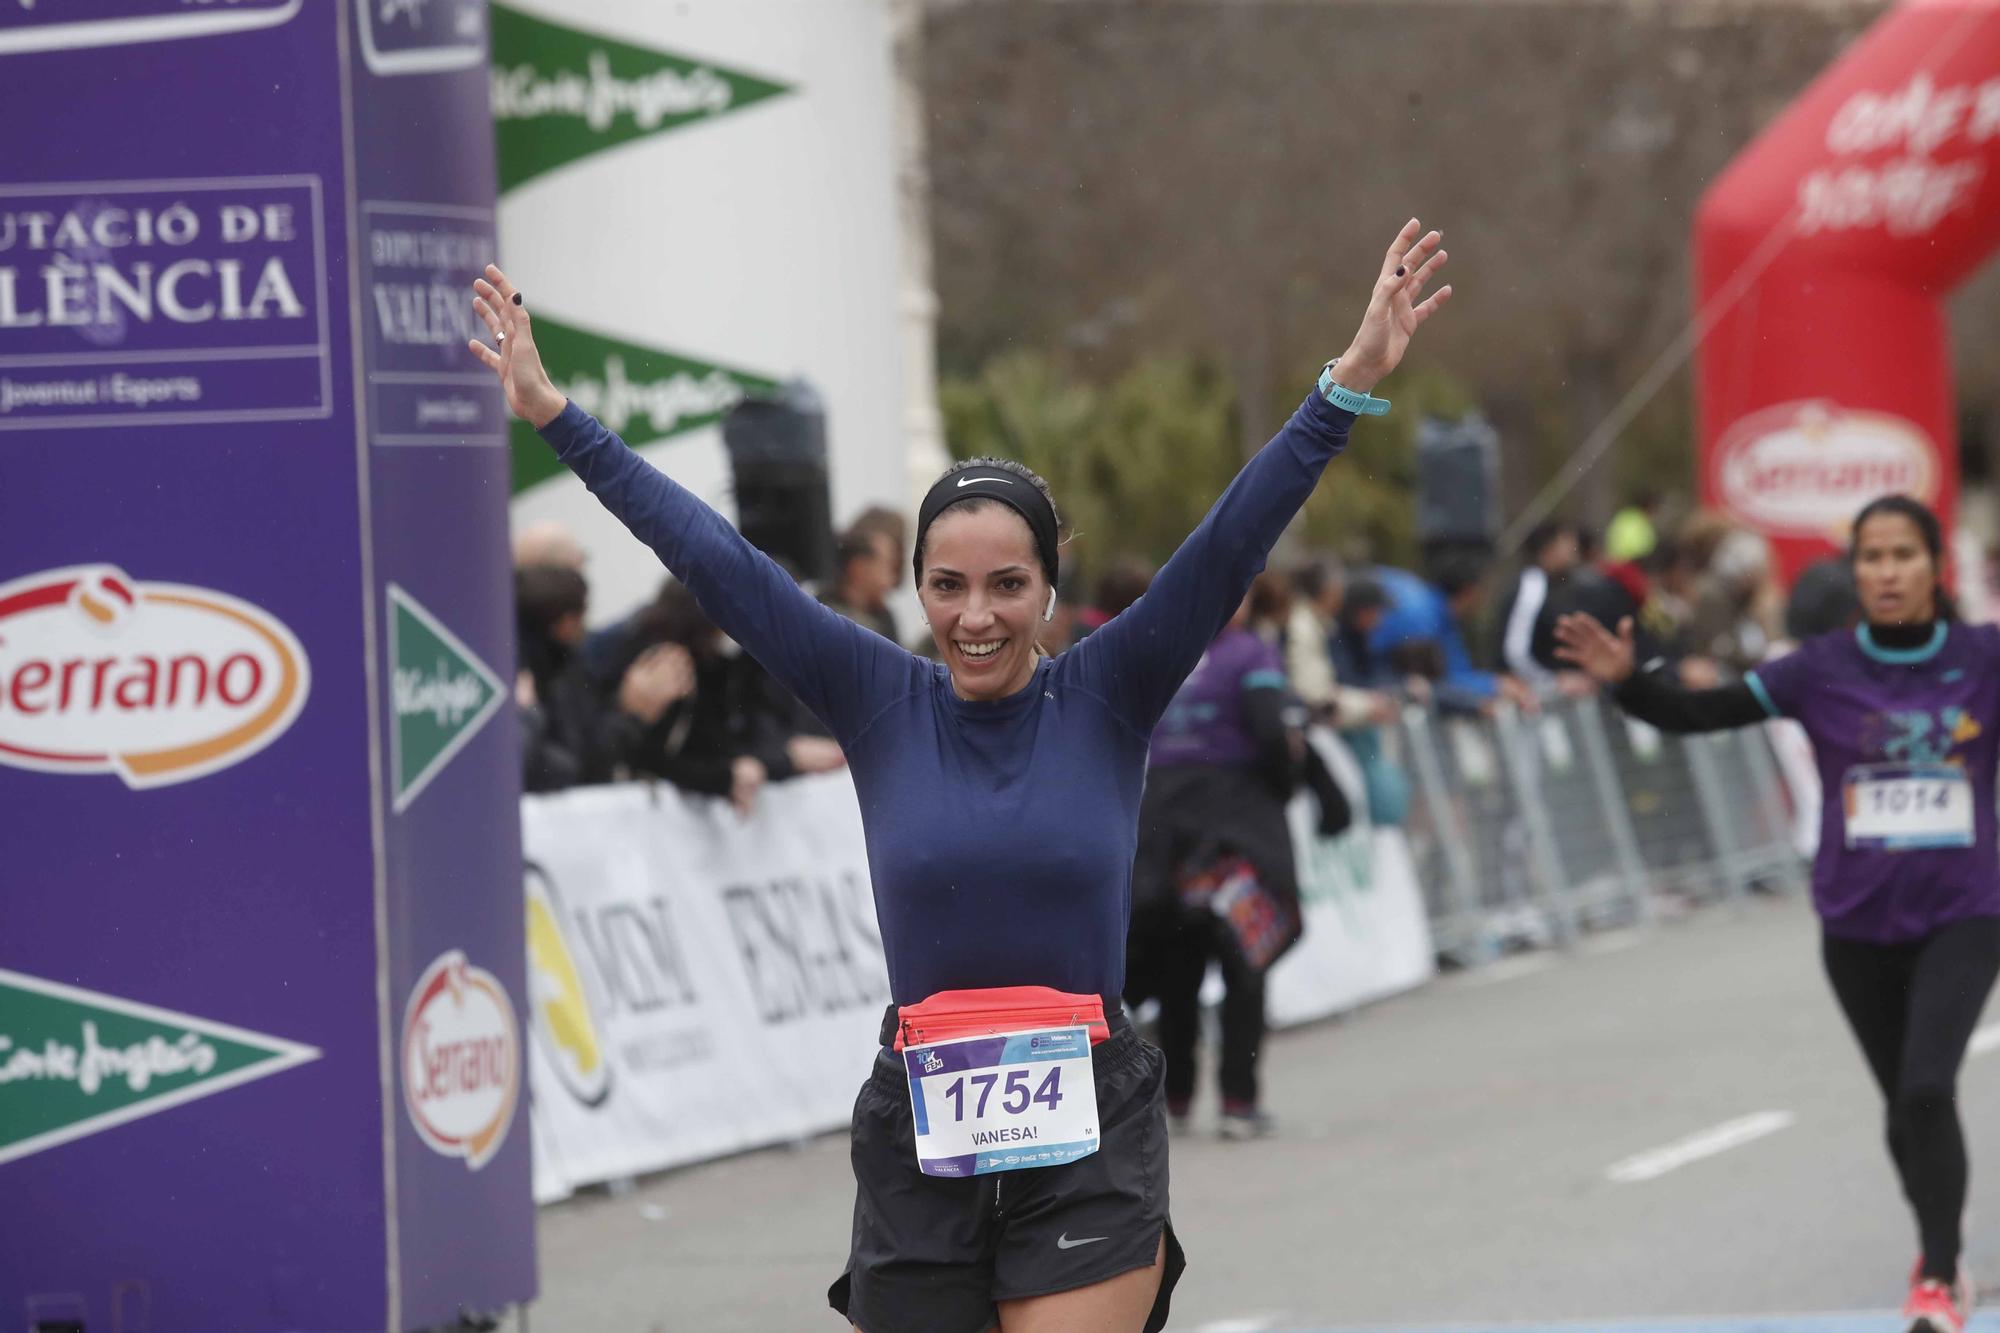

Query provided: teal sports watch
[1317,360,1391,416]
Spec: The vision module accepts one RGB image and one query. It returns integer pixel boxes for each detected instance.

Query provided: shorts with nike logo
[828,1023,1185,1333]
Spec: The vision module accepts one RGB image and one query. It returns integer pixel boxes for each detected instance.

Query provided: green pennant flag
[490,5,793,192]
[388,584,505,813]
[508,313,779,493]
[0,969,320,1166]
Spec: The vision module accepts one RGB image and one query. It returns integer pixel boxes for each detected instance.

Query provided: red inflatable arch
[1694,0,2000,584]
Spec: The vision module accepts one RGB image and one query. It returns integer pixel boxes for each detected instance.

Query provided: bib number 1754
[903,1025,1100,1178]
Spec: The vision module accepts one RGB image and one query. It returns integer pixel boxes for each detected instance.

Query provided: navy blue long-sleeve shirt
[541,390,1356,1003]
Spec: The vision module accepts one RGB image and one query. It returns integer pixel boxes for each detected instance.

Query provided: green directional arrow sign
[508,313,780,493]
[388,584,505,813]
[490,4,794,192]
[0,969,320,1166]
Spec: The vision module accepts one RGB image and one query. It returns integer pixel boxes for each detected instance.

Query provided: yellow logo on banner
[525,865,611,1107]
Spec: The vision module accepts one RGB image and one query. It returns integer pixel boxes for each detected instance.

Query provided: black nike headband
[913,465,1060,593]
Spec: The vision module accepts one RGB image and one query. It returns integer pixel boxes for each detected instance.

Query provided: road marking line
[1970,1023,2000,1058]
[1194,1316,1288,1333]
[1605,1110,1796,1184]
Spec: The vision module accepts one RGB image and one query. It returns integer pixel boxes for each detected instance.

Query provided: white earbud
[1044,587,1058,622]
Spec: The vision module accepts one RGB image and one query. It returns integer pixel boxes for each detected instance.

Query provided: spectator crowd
[512,469,1875,1135]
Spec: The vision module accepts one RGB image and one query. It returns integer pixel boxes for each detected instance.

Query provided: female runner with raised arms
[1556,496,2000,1333]
[470,218,1451,1333]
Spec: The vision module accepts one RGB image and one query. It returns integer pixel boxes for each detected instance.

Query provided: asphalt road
[517,895,2000,1332]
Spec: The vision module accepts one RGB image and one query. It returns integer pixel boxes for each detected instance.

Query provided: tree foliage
[940,351,1482,591]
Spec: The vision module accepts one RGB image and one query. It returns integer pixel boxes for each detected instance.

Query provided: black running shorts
[827,1026,1185,1333]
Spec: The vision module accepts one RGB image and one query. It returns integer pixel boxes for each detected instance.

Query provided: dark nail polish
[512,292,523,306]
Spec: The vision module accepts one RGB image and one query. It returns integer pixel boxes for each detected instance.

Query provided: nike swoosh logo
[956,475,1013,487]
[1056,1233,1109,1250]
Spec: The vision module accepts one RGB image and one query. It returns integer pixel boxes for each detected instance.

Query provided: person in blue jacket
[1369,558,1534,714]
[469,218,1450,1333]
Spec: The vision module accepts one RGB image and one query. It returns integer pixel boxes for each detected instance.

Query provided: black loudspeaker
[1414,413,1501,552]
[722,380,835,587]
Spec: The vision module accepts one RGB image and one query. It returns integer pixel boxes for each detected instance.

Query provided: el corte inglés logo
[402,950,520,1171]
[0,565,309,787]
[489,4,793,192]
[0,968,320,1167]
[509,313,777,494]
[388,583,504,812]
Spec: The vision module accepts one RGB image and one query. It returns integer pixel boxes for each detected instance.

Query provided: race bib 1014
[1843,763,1975,851]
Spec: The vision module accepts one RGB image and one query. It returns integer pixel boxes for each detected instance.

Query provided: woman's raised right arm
[470,267,914,742]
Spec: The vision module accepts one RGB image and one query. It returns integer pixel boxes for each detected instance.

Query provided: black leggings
[1822,916,2000,1282]
[1127,910,1267,1110]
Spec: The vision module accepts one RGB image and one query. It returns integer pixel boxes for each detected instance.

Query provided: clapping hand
[1327,218,1452,394]
[1553,613,1638,686]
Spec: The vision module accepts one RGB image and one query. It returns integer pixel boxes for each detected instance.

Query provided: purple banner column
[348,0,537,1325]
[0,2,534,1329]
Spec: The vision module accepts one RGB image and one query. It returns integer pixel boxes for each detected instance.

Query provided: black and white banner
[521,774,888,1203]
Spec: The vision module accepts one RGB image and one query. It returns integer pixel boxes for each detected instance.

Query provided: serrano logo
[402,950,520,1171]
[0,565,309,788]
[1714,400,1939,537]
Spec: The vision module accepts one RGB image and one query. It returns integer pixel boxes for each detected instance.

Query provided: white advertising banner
[1268,731,1437,1028]
[521,773,889,1203]
[523,729,1436,1200]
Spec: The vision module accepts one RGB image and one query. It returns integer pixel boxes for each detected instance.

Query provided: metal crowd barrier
[1390,693,1807,967]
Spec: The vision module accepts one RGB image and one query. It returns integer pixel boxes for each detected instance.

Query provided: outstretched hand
[468,264,568,429]
[1553,612,1638,686]
[1329,218,1452,394]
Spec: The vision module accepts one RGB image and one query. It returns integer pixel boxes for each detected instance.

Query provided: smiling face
[1853,511,1939,626]
[918,502,1049,701]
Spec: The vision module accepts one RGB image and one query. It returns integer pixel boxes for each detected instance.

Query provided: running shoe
[1907,1258,1977,1322]
[1903,1275,1968,1333]
[1216,1106,1277,1141]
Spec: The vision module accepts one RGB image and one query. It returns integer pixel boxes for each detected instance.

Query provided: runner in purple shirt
[1555,495,2000,1333]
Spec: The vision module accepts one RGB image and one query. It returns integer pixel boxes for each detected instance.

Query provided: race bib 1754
[903,1025,1099,1178]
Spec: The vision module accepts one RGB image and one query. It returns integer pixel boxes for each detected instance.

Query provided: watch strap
[1318,361,1391,416]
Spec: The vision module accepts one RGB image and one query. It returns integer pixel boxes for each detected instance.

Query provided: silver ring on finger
[497,331,507,343]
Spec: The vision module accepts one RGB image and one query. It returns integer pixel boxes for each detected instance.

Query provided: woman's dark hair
[515,564,587,634]
[1851,493,1955,621]
[1247,569,1292,625]
[917,456,1061,586]
[1092,556,1154,617]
